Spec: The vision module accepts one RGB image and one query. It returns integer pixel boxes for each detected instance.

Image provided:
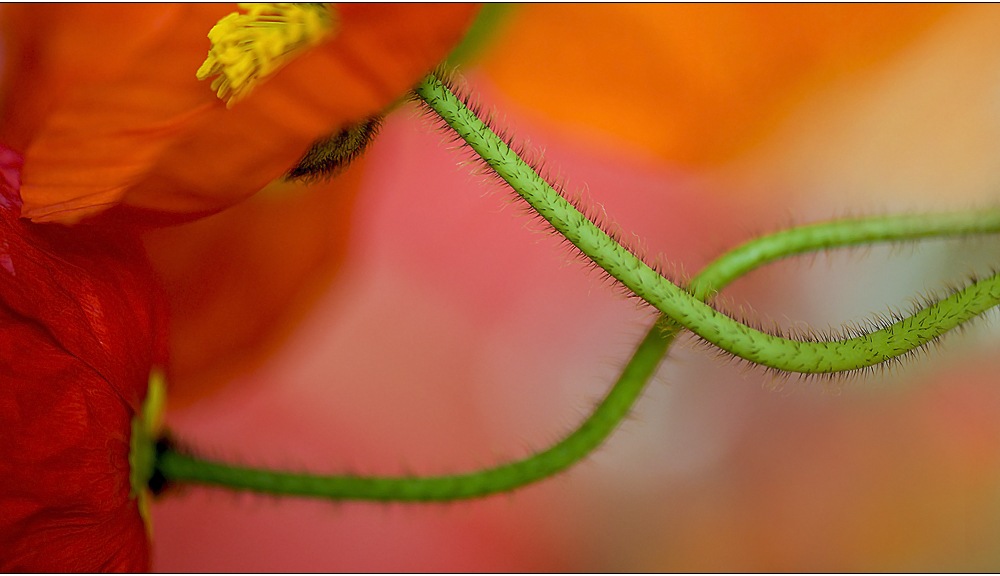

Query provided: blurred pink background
[152,5,1000,571]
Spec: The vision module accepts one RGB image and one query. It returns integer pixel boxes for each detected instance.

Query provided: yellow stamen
[197,3,337,107]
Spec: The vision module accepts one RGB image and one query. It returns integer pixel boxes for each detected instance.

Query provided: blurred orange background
[151,4,1000,571]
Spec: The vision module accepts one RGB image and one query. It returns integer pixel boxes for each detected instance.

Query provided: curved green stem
[158,206,1000,500]
[689,211,1000,300]
[158,321,671,501]
[413,72,1000,374]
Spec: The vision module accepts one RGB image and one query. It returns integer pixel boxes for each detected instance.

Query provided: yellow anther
[197,3,337,107]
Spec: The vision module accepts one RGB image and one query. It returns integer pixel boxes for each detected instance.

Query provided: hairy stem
[158,324,671,501]
[158,206,1000,500]
[414,72,1000,374]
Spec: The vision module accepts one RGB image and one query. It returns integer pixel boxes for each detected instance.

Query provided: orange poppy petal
[2,4,234,223]
[2,3,479,224]
[123,3,480,216]
[0,3,184,151]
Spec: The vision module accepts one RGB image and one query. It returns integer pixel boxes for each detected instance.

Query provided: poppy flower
[0,3,479,404]
[0,144,169,571]
[0,3,479,224]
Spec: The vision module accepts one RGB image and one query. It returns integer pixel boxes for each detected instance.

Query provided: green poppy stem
[157,203,1000,500]
[155,70,1000,501]
[413,71,1000,375]
[158,323,672,501]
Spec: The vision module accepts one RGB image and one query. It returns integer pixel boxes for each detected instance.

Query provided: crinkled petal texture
[0,3,479,223]
[0,316,149,572]
[0,146,168,571]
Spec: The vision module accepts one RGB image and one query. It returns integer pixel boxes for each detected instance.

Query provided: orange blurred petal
[140,160,364,408]
[479,4,953,167]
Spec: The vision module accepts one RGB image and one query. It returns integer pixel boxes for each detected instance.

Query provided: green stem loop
[414,72,1000,375]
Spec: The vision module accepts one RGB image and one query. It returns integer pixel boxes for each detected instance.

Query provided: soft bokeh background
[151,4,1000,571]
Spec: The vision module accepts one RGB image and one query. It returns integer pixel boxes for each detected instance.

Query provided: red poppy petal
[0,305,149,572]
[0,147,168,411]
